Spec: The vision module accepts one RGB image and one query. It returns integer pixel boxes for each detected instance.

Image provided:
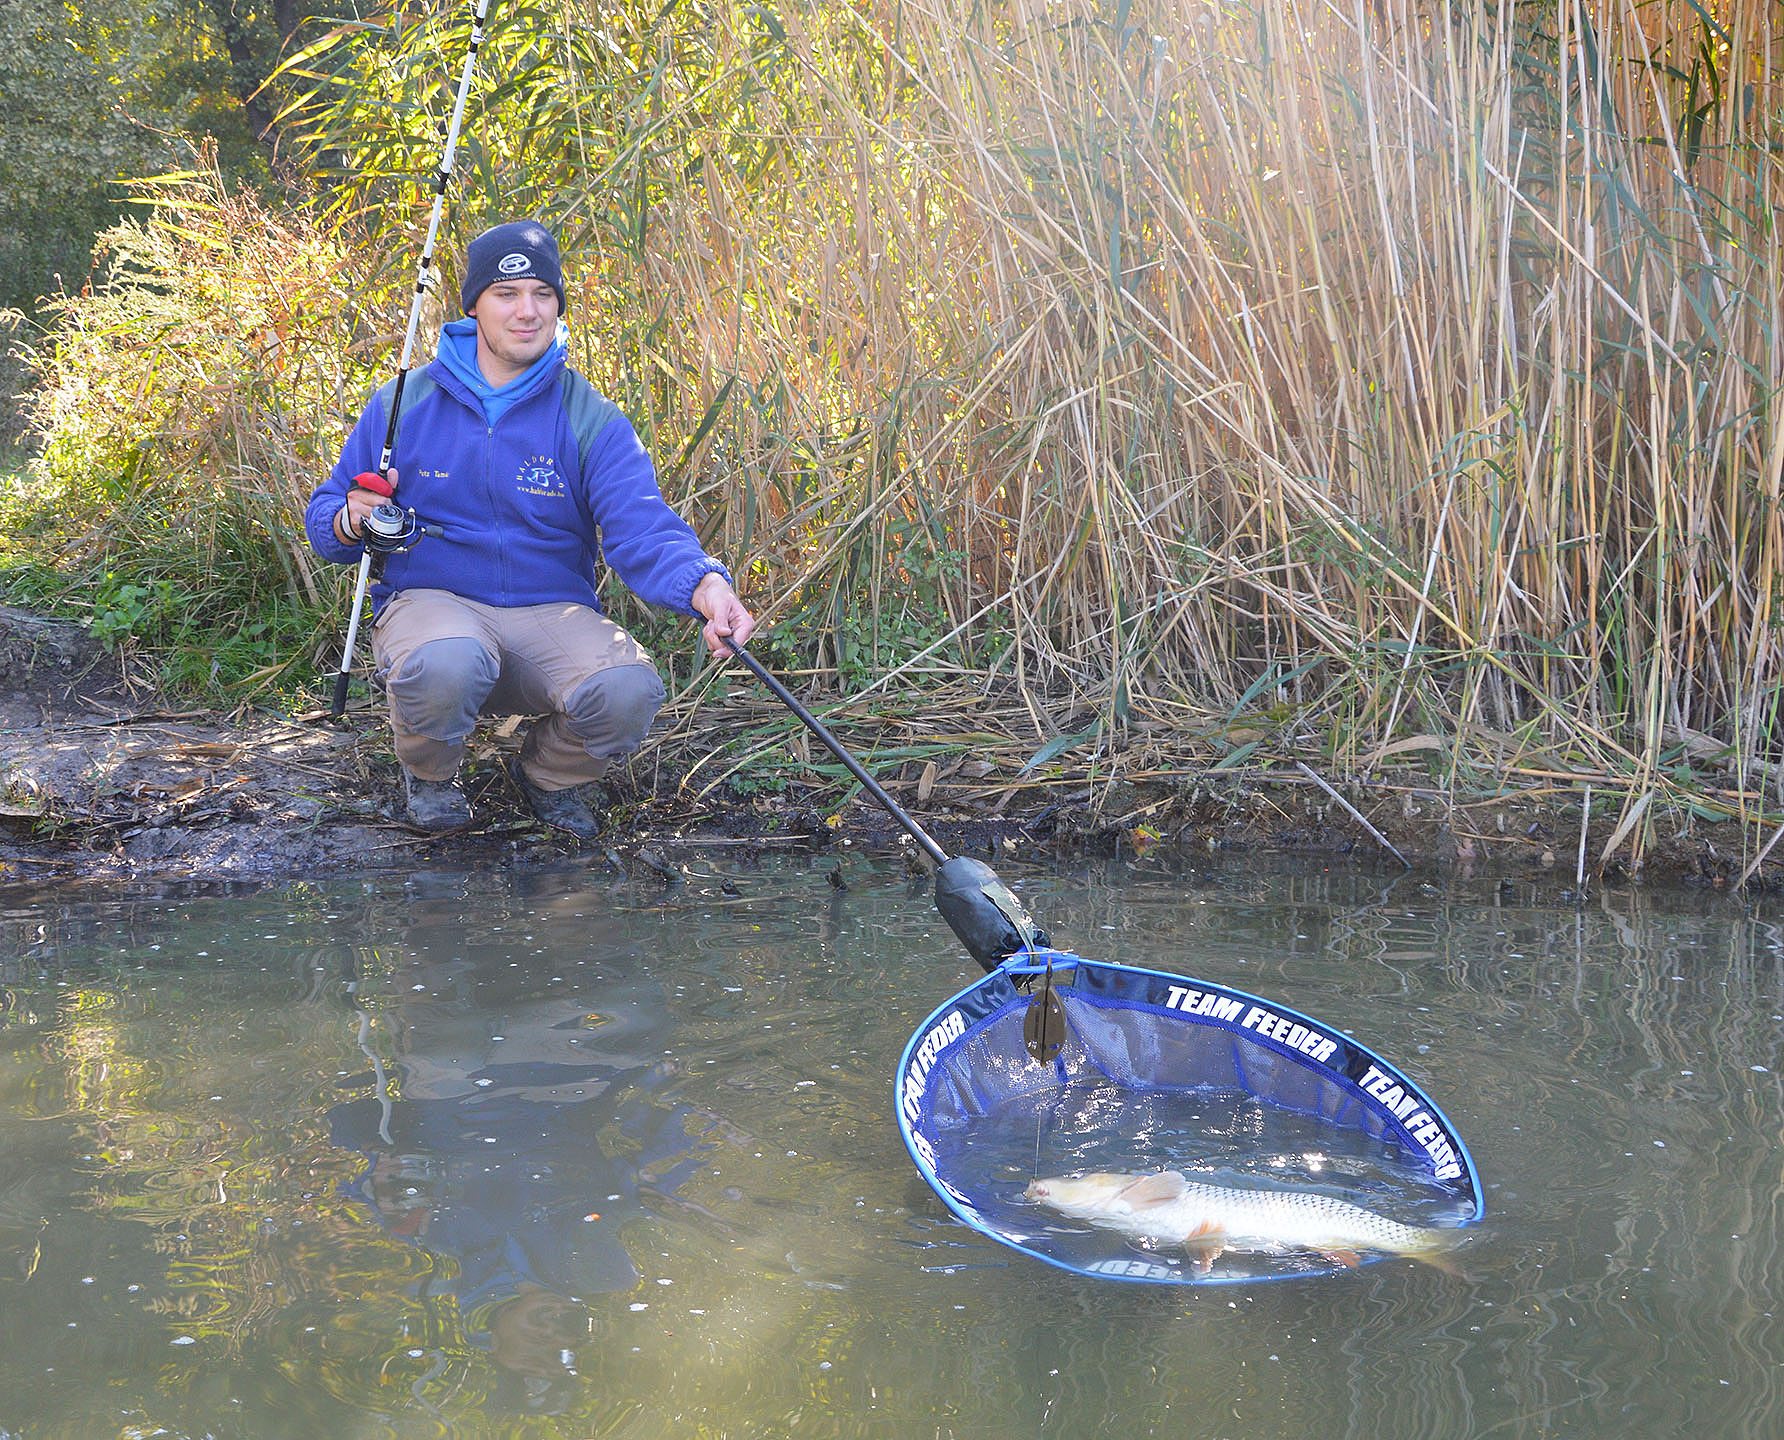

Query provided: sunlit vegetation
[0,0,332,314]
[4,0,1780,842]
[4,162,377,694]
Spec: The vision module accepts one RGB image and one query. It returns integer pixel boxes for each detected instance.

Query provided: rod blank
[331,0,494,719]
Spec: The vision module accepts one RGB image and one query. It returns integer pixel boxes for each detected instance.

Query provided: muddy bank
[0,606,1761,896]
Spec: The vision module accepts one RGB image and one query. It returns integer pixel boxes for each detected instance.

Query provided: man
[305,219,754,837]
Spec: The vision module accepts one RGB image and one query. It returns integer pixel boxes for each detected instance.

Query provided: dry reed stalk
[103,0,1778,842]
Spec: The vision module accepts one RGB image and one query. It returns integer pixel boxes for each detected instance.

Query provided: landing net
[897,950,1483,1284]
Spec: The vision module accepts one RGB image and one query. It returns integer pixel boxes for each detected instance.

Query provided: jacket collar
[432,316,569,422]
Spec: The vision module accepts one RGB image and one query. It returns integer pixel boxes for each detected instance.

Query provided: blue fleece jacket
[304,338,727,618]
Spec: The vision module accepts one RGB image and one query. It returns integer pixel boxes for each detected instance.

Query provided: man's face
[469,278,560,385]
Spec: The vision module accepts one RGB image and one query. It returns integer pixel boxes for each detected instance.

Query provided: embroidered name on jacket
[516,454,568,498]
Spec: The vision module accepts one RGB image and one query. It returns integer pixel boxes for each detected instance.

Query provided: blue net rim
[896,949,1485,1284]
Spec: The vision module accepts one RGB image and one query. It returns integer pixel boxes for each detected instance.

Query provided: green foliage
[6,159,382,697]
[71,569,305,690]
[0,0,332,314]
[725,765,789,797]
[88,575,178,652]
[0,0,145,313]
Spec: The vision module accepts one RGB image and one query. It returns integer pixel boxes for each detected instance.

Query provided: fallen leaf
[1361,734,1448,767]
[171,743,241,761]
[916,760,938,803]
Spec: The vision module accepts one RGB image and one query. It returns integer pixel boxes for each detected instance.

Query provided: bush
[4,153,394,696]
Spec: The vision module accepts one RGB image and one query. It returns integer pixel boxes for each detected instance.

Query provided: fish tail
[1406,1228,1469,1278]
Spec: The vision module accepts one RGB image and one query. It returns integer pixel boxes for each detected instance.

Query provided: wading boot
[402,768,470,832]
[507,756,603,842]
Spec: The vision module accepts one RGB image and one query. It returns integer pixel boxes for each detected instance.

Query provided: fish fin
[1321,1249,1363,1269]
[1184,1237,1225,1278]
[1410,1236,1470,1279]
[1115,1171,1189,1208]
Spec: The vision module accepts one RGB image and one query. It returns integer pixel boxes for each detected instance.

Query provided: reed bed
[22,0,1783,862]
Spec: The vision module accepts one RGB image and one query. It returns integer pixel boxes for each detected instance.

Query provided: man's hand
[691,572,756,658]
[333,469,399,545]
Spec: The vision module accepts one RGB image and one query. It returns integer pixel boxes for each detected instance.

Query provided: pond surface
[1,853,1781,1439]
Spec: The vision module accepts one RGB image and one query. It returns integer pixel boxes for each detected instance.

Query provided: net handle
[726,642,1047,977]
[726,642,948,865]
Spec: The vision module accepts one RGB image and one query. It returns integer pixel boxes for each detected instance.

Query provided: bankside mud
[0,607,1760,893]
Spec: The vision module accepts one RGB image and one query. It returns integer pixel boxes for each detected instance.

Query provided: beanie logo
[498,252,533,276]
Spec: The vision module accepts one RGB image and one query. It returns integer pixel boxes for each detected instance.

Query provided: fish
[1024,1169,1463,1276]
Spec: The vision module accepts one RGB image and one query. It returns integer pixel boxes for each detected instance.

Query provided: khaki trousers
[371,589,666,789]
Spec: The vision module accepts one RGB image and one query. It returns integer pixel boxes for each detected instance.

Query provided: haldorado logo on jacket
[515,453,568,499]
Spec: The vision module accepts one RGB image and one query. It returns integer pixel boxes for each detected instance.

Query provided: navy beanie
[460,220,566,314]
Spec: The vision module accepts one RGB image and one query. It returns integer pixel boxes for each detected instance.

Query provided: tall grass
[29,0,1778,818]
[286,0,1781,789]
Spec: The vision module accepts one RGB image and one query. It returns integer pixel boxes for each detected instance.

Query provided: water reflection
[2,859,1784,1438]
[325,922,715,1415]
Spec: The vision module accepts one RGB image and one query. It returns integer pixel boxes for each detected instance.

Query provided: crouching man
[305,219,754,837]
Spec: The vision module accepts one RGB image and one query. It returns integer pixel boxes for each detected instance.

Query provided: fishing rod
[724,642,1049,976]
[330,0,494,719]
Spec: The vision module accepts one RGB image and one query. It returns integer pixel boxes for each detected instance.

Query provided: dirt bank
[0,606,1762,895]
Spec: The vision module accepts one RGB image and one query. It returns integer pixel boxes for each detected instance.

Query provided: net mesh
[899,950,1482,1284]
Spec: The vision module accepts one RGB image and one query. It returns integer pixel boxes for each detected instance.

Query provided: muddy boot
[402,768,470,832]
[507,756,603,841]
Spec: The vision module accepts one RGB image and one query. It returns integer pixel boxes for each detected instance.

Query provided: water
[2,855,1782,1438]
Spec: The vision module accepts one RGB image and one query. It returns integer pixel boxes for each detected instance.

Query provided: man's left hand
[691,572,756,658]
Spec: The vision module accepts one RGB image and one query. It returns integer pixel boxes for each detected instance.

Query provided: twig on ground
[1295,762,1410,868]
[1738,817,1784,890]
